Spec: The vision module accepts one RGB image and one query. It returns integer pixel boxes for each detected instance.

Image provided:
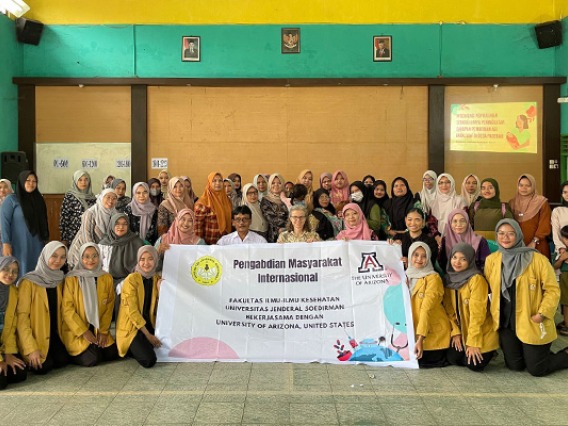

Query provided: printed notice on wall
[450,102,537,153]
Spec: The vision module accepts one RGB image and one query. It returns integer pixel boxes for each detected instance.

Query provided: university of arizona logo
[357,252,384,273]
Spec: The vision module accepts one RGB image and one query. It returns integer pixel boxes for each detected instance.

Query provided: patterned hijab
[444,243,479,290]
[67,170,96,211]
[128,182,157,241]
[19,241,67,289]
[264,173,287,206]
[330,170,350,208]
[162,208,201,245]
[197,172,233,234]
[66,243,107,329]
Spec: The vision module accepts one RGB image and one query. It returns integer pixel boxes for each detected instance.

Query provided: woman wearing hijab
[111,178,131,213]
[313,188,342,237]
[319,172,332,192]
[157,177,194,237]
[443,243,498,371]
[429,173,466,238]
[551,181,568,255]
[228,173,243,199]
[62,243,118,367]
[384,177,419,238]
[125,182,158,245]
[68,189,118,268]
[147,178,164,209]
[469,178,513,242]
[509,174,552,258]
[117,246,161,368]
[194,172,233,245]
[416,170,437,214]
[336,203,377,241]
[101,175,115,192]
[296,169,314,211]
[98,214,145,291]
[330,170,350,209]
[349,181,388,239]
[158,170,170,199]
[156,209,205,268]
[241,183,268,239]
[485,219,568,376]
[59,170,97,247]
[372,180,389,209]
[0,257,27,389]
[277,205,321,243]
[253,174,268,201]
[179,176,198,204]
[460,174,480,213]
[362,174,376,188]
[1,171,48,274]
[16,241,69,374]
[223,178,241,210]
[260,173,289,243]
[439,208,491,272]
[0,179,14,242]
[406,242,451,368]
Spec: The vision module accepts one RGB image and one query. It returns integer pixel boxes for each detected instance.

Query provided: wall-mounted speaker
[15,17,44,46]
[1,151,29,185]
[535,20,562,49]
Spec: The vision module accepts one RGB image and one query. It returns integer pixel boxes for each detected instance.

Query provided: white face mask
[350,191,364,202]
[150,189,160,197]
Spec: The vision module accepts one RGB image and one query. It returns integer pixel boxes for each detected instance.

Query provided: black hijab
[372,180,390,208]
[384,177,416,232]
[147,178,163,208]
[16,171,49,241]
[561,181,568,207]
[313,188,336,215]
[350,181,377,218]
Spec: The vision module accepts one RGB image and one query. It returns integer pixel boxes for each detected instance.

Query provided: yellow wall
[26,0,559,24]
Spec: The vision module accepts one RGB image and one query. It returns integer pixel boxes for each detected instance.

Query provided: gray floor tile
[335,403,388,425]
[289,403,339,424]
[193,402,244,424]
[242,401,290,424]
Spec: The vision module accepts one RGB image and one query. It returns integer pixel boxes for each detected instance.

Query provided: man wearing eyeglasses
[216,206,267,245]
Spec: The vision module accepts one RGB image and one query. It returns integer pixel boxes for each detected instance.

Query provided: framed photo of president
[373,36,392,62]
[182,36,200,62]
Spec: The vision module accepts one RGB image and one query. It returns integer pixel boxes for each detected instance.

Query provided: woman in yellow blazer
[443,243,498,371]
[485,219,568,376]
[0,257,27,389]
[62,243,118,367]
[16,241,69,374]
[407,242,451,368]
[116,245,161,368]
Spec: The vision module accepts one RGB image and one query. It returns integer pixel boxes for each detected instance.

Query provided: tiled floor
[2,334,568,425]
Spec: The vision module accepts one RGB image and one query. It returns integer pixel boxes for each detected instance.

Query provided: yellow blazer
[16,279,64,363]
[116,273,159,357]
[61,274,116,356]
[485,251,559,345]
[0,285,19,361]
[410,273,451,351]
[443,274,499,353]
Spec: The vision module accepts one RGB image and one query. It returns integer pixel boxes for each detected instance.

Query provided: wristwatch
[532,237,539,244]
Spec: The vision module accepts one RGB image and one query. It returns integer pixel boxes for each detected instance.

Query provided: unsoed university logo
[357,252,385,273]
[191,255,222,286]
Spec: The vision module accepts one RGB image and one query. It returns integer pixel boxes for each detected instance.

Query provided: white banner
[156,241,417,368]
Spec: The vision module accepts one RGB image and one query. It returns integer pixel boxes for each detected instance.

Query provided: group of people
[0,166,567,390]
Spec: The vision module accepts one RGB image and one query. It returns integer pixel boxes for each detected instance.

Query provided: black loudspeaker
[535,20,563,49]
[15,17,44,46]
[1,152,29,185]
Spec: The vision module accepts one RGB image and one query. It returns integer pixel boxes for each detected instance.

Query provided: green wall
[556,18,568,134]
[22,24,554,78]
[0,15,22,159]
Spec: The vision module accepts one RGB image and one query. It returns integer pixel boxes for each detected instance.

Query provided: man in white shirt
[217,206,268,245]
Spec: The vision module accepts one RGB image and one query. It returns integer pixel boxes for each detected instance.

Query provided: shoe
[559,326,568,336]
[557,321,566,330]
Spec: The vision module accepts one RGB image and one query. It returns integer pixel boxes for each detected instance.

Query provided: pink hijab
[443,208,482,259]
[336,203,373,241]
[162,208,201,245]
[331,170,350,208]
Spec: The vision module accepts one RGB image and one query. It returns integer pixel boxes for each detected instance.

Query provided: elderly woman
[194,172,233,245]
[509,174,552,258]
[277,205,321,243]
[484,219,568,376]
[260,173,289,243]
[241,183,268,239]
[62,243,118,367]
[336,203,378,241]
[59,170,97,247]
[68,189,117,268]
[124,182,158,245]
[157,177,194,237]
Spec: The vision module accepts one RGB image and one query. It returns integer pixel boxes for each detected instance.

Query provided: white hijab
[430,173,466,237]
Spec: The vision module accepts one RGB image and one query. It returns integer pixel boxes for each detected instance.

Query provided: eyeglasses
[82,254,99,261]
[233,217,251,222]
[422,178,434,182]
[438,181,451,185]
[497,232,516,238]
[290,216,306,220]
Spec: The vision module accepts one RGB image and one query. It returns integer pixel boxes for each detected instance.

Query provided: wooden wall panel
[36,86,131,143]
[147,86,428,194]
[444,86,543,202]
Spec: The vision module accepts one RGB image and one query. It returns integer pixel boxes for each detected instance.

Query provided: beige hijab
[509,174,547,223]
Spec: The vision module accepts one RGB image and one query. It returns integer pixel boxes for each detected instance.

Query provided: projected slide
[450,102,537,153]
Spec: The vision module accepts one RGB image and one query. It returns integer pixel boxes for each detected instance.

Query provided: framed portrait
[182,36,200,62]
[373,36,392,62]
[282,28,300,54]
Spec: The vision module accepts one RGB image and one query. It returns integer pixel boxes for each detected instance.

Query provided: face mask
[351,191,364,202]
[150,189,160,196]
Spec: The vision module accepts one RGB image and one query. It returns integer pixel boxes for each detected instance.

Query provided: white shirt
[216,230,267,245]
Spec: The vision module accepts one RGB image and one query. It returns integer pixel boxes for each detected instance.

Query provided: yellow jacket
[16,279,64,363]
[61,274,116,356]
[485,251,559,345]
[0,285,19,361]
[410,273,451,351]
[443,274,499,353]
[116,273,159,357]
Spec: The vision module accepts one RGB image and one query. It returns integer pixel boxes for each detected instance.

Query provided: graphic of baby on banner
[332,266,411,362]
[506,104,537,150]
